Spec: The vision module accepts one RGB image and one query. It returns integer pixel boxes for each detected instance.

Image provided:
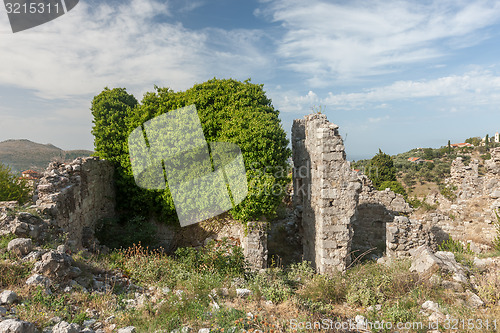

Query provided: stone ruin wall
[31,157,267,270]
[292,114,441,270]
[154,219,268,270]
[417,150,500,248]
[35,157,116,248]
[292,114,362,273]
[352,175,413,257]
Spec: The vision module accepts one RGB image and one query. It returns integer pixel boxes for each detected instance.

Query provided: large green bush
[91,78,290,223]
[366,149,397,188]
[0,163,31,204]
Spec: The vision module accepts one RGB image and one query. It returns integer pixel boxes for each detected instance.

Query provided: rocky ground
[1,201,500,332]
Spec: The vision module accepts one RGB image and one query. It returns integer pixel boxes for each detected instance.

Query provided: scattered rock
[198,329,210,333]
[33,250,73,280]
[0,319,36,333]
[473,257,495,270]
[83,319,97,328]
[0,306,8,316]
[465,290,484,308]
[236,288,252,298]
[22,250,44,263]
[80,329,95,333]
[26,274,51,289]
[117,327,136,333]
[421,300,440,313]
[0,290,18,305]
[52,321,80,333]
[410,246,468,283]
[7,238,32,257]
[421,300,446,322]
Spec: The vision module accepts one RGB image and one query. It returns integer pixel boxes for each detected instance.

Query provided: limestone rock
[409,246,468,283]
[465,290,484,308]
[7,238,32,257]
[33,250,74,280]
[236,288,252,298]
[26,274,52,289]
[117,327,136,333]
[0,290,18,305]
[0,319,36,333]
[421,300,440,313]
[52,321,80,333]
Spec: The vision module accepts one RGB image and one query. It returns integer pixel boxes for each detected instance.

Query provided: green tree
[447,140,451,155]
[485,134,489,149]
[366,149,397,188]
[402,173,416,189]
[91,78,291,223]
[465,137,481,147]
[90,88,153,215]
[0,163,31,204]
[423,148,434,160]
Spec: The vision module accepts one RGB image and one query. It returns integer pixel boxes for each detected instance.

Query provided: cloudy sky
[2,0,500,160]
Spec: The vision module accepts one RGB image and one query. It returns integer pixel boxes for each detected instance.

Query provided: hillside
[353,140,500,198]
[0,139,92,173]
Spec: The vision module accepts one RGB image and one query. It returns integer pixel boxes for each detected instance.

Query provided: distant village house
[20,169,41,180]
[481,132,500,144]
[450,142,473,148]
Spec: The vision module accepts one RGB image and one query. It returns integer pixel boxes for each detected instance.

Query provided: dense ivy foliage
[0,163,31,204]
[91,78,290,224]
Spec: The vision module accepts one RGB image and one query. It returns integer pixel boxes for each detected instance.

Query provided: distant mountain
[0,139,93,173]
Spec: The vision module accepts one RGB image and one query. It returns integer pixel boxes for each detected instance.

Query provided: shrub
[366,149,397,188]
[249,268,294,303]
[438,238,473,255]
[0,163,31,204]
[91,79,291,224]
[0,261,32,287]
[175,238,246,277]
[440,184,457,202]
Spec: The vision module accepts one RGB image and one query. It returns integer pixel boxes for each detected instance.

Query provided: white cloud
[323,70,500,107]
[264,0,500,85]
[0,0,270,100]
[271,89,320,113]
[368,115,389,123]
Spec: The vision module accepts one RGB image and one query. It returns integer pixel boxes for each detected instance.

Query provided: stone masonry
[292,114,362,273]
[386,216,437,259]
[36,157,116,248]
[352,175,412,257]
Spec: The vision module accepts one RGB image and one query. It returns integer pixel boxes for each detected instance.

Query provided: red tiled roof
[22,169,39,174]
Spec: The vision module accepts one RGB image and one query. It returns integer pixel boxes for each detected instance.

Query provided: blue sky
[2,0,500,160]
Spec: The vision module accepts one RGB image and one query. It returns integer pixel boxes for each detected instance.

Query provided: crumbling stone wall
[447,157,481,201]
[352,175,412,257]
[415,153,500,249]
[485,147,500,175]
[386,216,437,259]
[292,114,361,273]
[36,157,115,248]
[153,218,268,271]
